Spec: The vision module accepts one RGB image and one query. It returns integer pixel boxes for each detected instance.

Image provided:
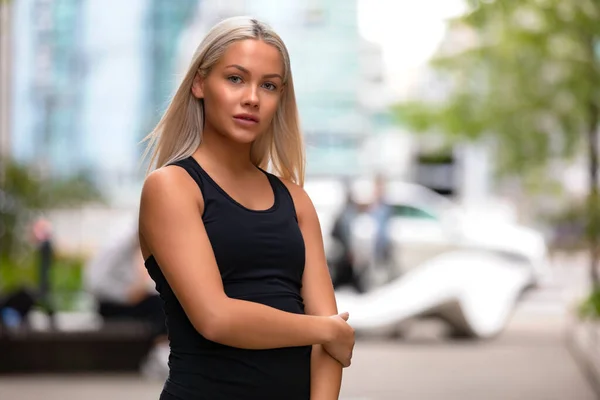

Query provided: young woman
[138,16,355,400]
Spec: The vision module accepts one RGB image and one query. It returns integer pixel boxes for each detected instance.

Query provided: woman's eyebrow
[225,64,283,80]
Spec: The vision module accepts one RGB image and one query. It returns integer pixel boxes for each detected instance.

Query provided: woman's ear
[191,72,205,99]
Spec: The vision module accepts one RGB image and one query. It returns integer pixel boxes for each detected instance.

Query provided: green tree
[395,0,600,289]
[0,159,104,259]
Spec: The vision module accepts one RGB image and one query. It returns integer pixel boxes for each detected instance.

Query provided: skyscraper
[140,0,198,142]
[12,0,86,176]
[11,0,200,204]
[0,0,12,165]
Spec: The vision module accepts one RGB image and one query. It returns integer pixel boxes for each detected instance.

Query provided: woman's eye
[263,82,277,91]
[228,76,242,84]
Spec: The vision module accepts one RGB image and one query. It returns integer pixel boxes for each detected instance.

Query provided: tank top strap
[167,156,207,198]
[262,171,298,222]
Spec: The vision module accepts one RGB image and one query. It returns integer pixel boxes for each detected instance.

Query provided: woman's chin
[225,130,261,144]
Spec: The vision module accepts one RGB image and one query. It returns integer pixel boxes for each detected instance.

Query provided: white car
[350,181,549,288]
[310,179,549,339]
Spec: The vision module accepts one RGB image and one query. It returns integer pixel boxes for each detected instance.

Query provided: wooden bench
[0,321,155,374]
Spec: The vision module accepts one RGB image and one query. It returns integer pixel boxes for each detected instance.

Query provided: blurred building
[82,0,196,203]
[141,0,197,141]
[0,0,12,164]
[10,0,196,204]
[12,0,86,177]
[81,0,148,194]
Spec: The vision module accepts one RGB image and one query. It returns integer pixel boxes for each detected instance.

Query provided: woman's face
[192,39,285,144]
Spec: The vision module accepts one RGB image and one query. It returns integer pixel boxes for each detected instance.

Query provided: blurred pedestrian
[84,226,169,379]
[139,16,354,400]
[31,217,56,327]
[369,174,394,273]
[0,287,36,334]
[330,182,363,292]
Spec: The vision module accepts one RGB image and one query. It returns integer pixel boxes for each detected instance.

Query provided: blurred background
[1,0,600,399]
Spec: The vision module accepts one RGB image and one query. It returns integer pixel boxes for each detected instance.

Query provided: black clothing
[98,294,167,338]
[145,156,311,400]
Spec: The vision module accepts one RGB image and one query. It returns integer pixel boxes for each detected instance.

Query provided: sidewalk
[551,252,600,398]
[567,317,600,398]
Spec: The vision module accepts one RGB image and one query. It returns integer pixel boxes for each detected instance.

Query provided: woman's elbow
[190,303,229,342]
[196,320,221,342]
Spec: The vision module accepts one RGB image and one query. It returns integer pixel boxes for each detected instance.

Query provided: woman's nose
[242,86,259,108]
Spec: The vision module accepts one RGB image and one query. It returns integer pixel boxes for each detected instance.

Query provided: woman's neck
[193,130,256,175]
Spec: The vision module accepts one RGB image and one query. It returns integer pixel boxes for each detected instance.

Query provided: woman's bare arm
[283,180,349,400]
[139,166,346,349]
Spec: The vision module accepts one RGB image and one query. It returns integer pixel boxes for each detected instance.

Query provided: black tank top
[145,156,311,400]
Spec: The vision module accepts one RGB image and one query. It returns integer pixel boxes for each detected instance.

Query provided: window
[391,205,436,220]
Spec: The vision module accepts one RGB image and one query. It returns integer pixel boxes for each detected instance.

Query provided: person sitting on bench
[84,225,169,380]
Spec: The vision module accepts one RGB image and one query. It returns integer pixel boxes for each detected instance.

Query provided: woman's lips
[233,115,259,126]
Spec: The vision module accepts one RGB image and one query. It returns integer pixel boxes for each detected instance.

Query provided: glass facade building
[12,0,86,176]
[12,0,197,200]
[141,0,197,141]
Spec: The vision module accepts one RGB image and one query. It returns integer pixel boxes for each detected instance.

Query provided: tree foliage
[396,0,600,175]
[0,159,104,259]
[394,0,600,287]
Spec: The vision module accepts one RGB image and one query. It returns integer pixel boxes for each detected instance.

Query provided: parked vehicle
[307,178,549,339]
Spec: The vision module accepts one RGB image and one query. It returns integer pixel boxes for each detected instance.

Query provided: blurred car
[313,178,550,339]
[349,181,549,289]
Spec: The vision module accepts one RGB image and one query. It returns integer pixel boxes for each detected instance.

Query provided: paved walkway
[339,314,596,399]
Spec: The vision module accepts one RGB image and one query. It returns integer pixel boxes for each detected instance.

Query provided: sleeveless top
[144,156,311,400]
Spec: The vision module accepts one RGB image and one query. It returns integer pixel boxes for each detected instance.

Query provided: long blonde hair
[141,16,305,186]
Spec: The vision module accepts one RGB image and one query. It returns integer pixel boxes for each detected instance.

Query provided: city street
[0,261,597,400]
[339,315,595,399]
[3,0,600,398]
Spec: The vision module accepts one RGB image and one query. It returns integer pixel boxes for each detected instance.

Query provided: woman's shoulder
[143,165,195,191]
[273,176,315,220]
[140,165,204,211]
[275,176,303,198]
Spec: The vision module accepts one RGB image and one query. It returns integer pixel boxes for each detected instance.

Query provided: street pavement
[0,259,597,400]
[339,315,595,399]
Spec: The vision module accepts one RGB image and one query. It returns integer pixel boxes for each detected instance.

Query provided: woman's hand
[323,312,355,367]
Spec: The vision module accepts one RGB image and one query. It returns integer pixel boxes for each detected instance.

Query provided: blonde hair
[141,16,305,186]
